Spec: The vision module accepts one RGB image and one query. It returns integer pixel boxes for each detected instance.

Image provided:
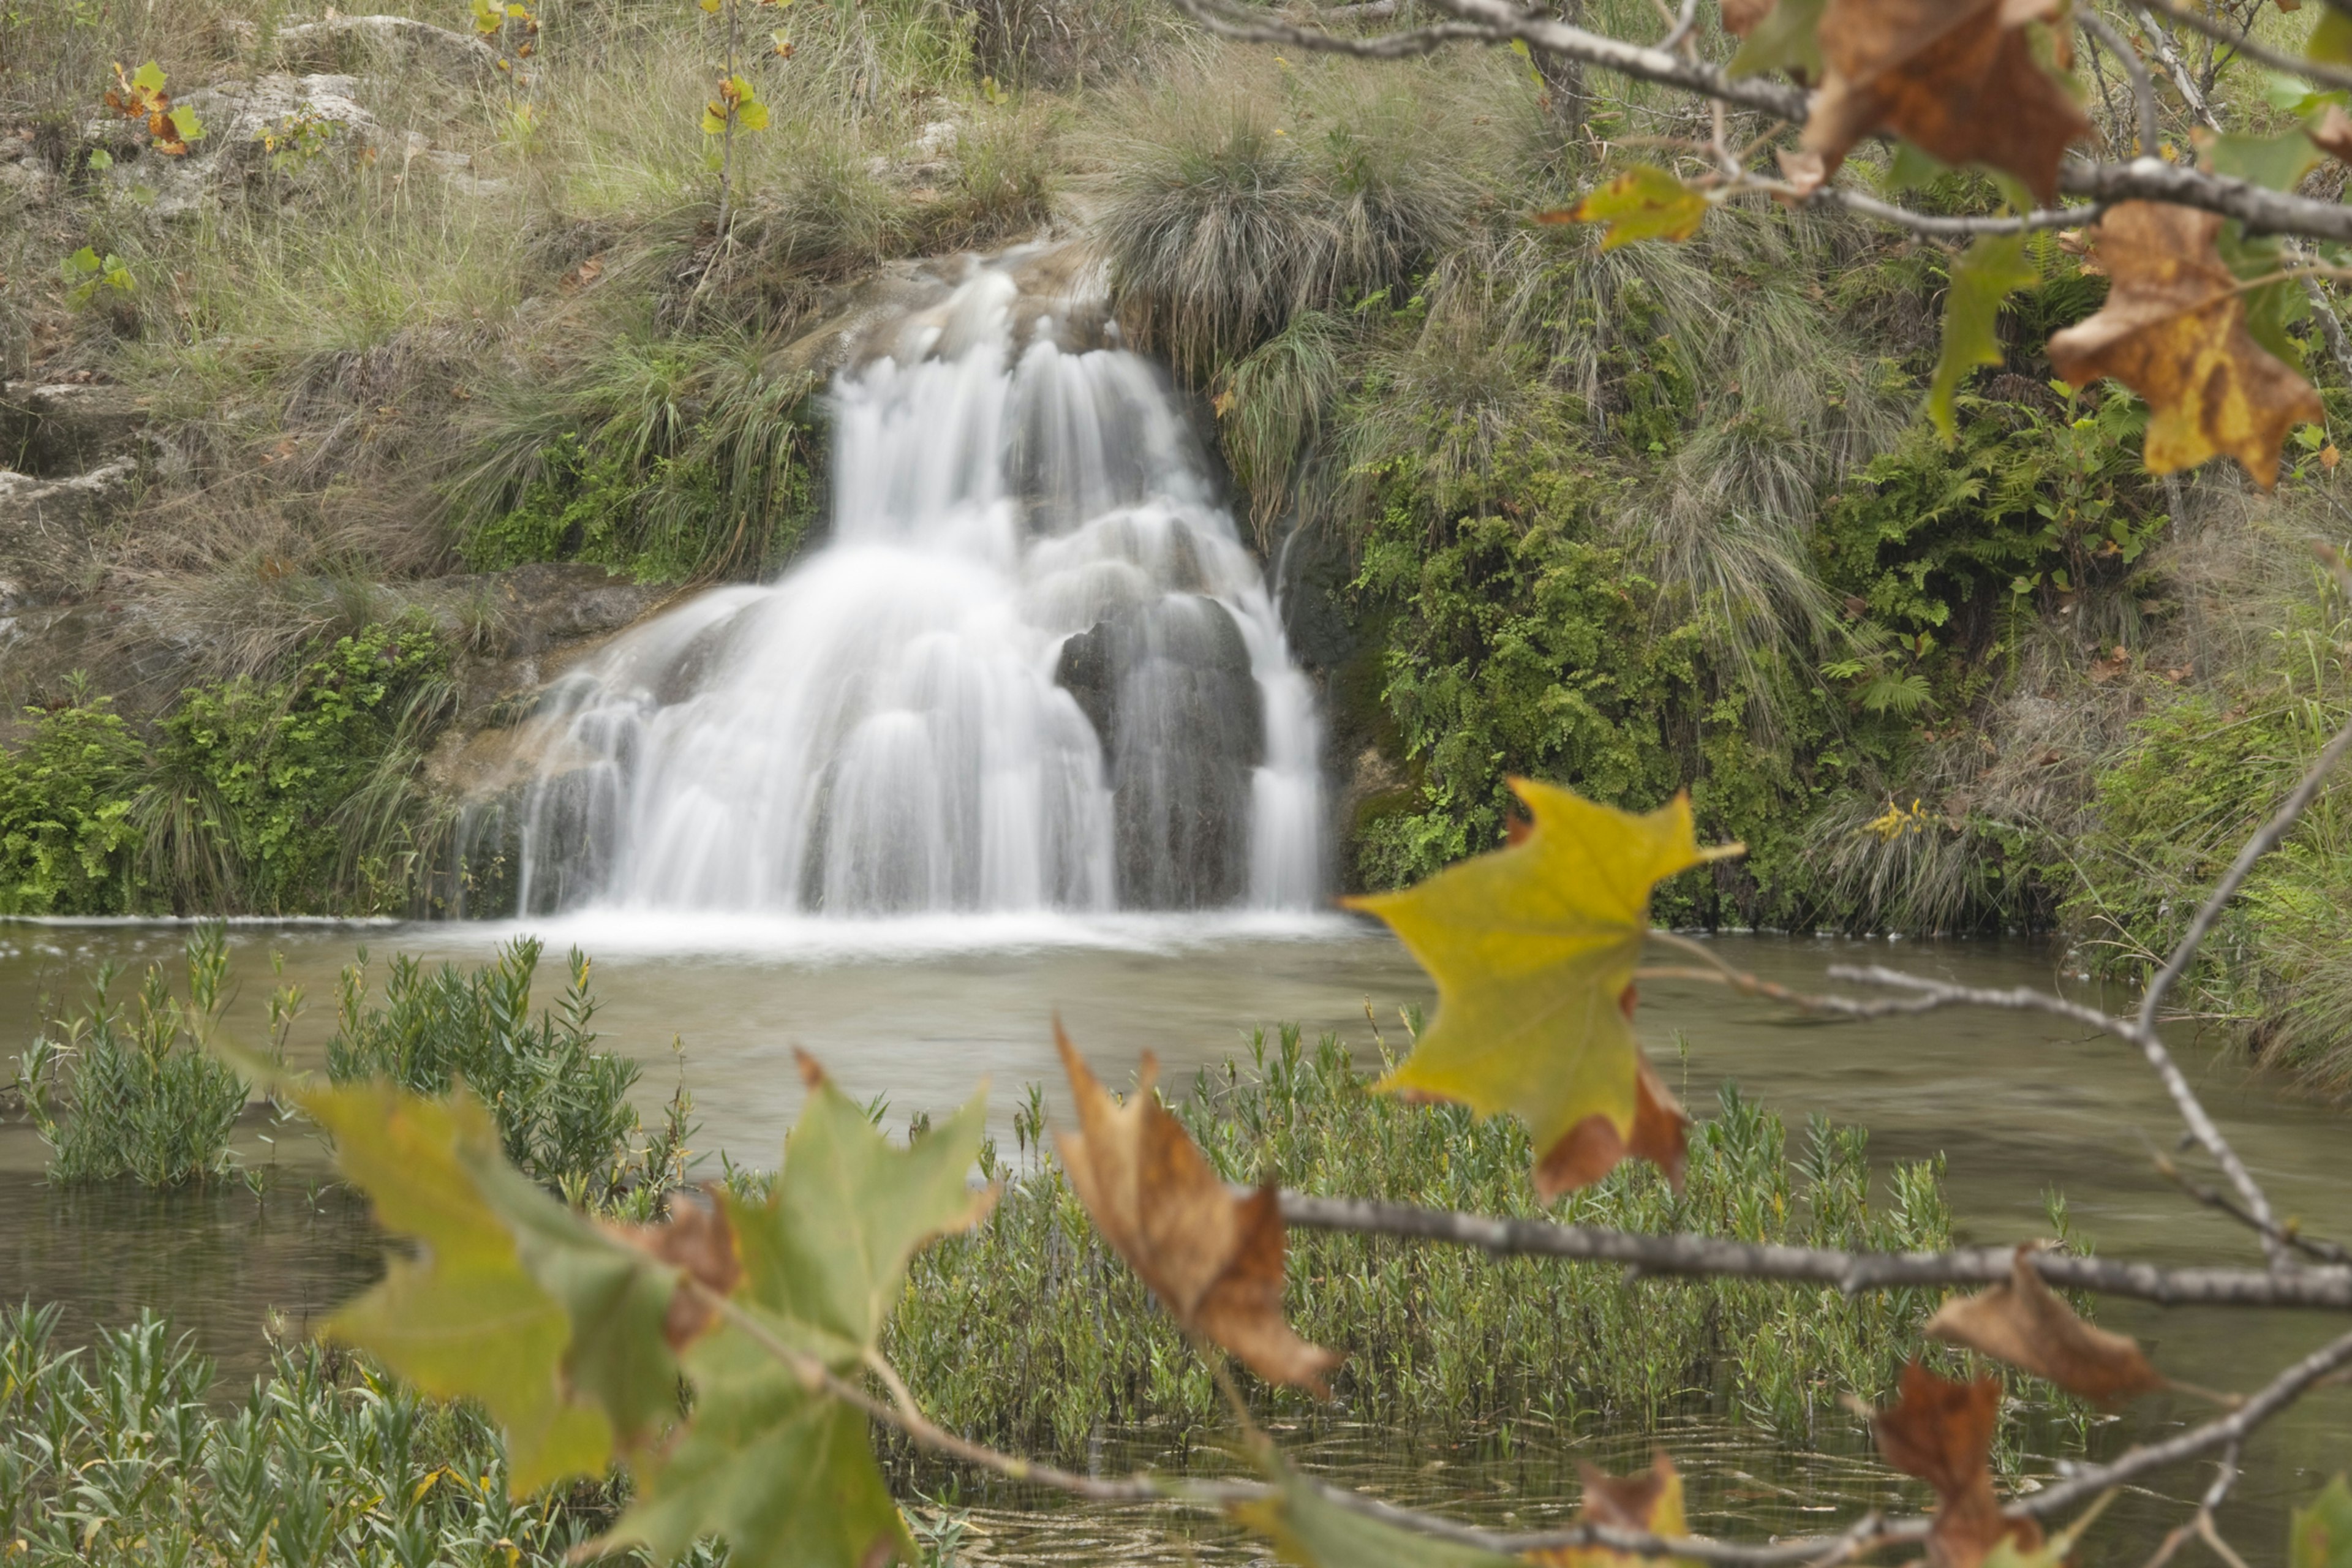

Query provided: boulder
[0,459,136,535]
[1055,593,1264,907]
[268,15,499,85]
[2,384,150,474]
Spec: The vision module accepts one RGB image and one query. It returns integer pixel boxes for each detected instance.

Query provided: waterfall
[501,249,1324,919]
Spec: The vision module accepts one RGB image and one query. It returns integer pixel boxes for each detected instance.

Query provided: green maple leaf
[304,1082,617,1494]
[1926,232,2039,440]
[1234,1468,1521,1568]
[608,1061,990,1568]
[2295,1476,2352,1568]
[619,1325,913,1568]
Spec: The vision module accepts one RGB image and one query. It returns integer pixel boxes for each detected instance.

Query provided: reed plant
[327,937,692,1213]
[0,1303,660,1568]
[21,925,249,1186]
[885,1024,1956,1460]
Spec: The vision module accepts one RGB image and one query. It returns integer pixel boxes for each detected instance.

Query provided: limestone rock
[1055,594,1264,907]
[0,459,137,533]
[269,15,500,84]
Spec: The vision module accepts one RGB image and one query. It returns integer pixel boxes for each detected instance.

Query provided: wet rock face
[1055,594,1264,908]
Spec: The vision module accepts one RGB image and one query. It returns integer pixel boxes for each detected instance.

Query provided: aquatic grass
[326,937,691,1212]
[21,925,249,1186]
[886,1025,1957,1460]
[0,1303,662,1568]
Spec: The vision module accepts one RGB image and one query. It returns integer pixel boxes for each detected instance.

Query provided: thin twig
[1272,1189,2352,1308]
[2136,0,2352,95]
[2079,7,2160,155]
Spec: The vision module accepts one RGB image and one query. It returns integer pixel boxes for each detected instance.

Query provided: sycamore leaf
[1802,0,2089,205]
[2313,8,2352,67]
[1542,165,1708,249]
[1055,1027,1341,1391]
[2194,125,2323,192]
[1526,1453,1702,1568]
[1874,1361,2041,1568]
[609,1057,979,1568]
[722,1052,991,1364]
[1344,778,1727,1199]
[1927,233,2040,440]
[2294,1476,2352,1568]
[301,1083,615,1495]
[2046,200,2323,489]
[736,99,771,130]
[2312,104,2352,164]
[130,59,167,94]
[613,1190,742,1349]
[1728,0,1825,78]
[1721,0,1776,38]
[1926,1245,2163,1404]
[614,1325,913,1568]
[467,1153,688,1449]
[1233,1468,1522,1568]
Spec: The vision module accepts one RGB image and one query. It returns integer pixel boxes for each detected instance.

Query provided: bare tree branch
[1273,1190,2352,1308]
[2136,0,2352,96]
[2081,7,2160,157]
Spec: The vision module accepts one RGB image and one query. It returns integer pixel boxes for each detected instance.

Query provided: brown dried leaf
[1055,1024,1341,1392]
[1534,1047,1689,1197]
[1926,1245,2165,1405]
[1525,1452,1696,1568]
[2046,201,2324,489]
[1803,0,2089,204]
[611,1188,741,1351]
[1874,1361,2042,1568]
[1775,146,1828,203]
[2313,104,2352,164]
[2086,646,2130,684]
[1721,0,1777,39]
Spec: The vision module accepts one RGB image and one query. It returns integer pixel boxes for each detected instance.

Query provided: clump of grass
[1099,59,1485,380]
[20,925,249,1186]
[886,1025,1956,1458]
[328,937,692,1212]
[0,1303,666,1568]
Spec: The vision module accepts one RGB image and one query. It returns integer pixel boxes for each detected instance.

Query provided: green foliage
[617,1076,987,1568]
[62,244,134,308]
[1926,235,2038,440]
[326,939,676,1204]
[888,1027,1953,1455]
[2295,1476,2352,1568]
[0,1303,650,1568]
[453,341,822,584]
[283,1054,989,1568]
[138,615,454,914]
[0,680,146,915]
[27,927,249,1186]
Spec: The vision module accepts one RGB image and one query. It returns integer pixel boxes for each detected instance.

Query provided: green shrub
[0,680,146,916]
[328,938,689,1210]
[136,615,455,915]
[26,926,249,1186]
[886,1027,1957,1458]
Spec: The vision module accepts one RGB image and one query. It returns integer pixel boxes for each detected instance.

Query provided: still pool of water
[2,916,2348,1563]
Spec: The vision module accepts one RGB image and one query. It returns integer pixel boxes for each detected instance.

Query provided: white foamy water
[499,249,1324,918]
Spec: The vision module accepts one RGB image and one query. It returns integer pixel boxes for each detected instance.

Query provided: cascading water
[500,249,1324,918]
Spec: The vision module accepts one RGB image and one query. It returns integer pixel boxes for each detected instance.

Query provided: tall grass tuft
[23,927,249,1186]
[886,1025,1956,1457]
[328,938,691,1211]
[1099,61,1484,380]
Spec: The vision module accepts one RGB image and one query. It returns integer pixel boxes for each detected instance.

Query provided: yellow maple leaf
[1344,778,1736,1198]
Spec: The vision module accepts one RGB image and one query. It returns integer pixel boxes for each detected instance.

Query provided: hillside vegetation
[4,0,2351,1088]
